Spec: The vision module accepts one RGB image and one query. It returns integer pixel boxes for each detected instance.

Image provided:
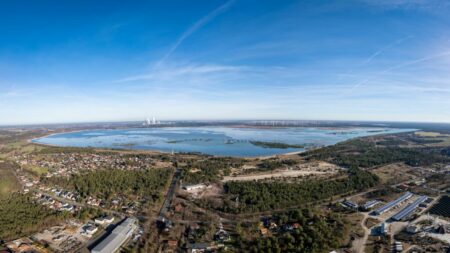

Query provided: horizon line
[2,118,450,128]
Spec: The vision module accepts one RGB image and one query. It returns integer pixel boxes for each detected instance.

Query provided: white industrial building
[183,184,206,191]
[91,218,137,253]
[95,216,115,225]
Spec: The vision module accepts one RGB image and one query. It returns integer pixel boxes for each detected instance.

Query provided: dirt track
[222,169,332,182]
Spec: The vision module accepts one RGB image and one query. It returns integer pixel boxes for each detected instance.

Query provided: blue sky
[1,0,450,125]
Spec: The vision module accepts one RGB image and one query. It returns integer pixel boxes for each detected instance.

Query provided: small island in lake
[250,141,304,149]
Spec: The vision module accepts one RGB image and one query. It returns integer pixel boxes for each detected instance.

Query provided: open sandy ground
[222,169,333,182]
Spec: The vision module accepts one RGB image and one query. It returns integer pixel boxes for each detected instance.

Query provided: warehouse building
[91,218,137,253]
[391,196,428,221]
[362,200,380,210]
[373,192,413,215]
[341,200,358,209]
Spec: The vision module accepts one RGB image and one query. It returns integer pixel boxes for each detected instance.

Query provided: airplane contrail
[156,0,236,67]
[350,50,450,91]
[361,36,413,65]
[338,36,412,80]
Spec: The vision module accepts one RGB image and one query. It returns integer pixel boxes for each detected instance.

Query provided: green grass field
[414,131,444,137]
[23,164,48,175]
[414,131,450,147]
[0,141,43,159]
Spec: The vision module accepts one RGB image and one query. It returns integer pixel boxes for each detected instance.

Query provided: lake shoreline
[30,126,416,158]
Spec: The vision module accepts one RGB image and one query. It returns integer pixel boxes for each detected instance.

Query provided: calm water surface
[33,127,414,157]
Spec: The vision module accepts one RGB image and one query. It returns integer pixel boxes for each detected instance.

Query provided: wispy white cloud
[397,85,450,93]
[0,83,27,98]
[113,64,245,83]
[156,0,235,67]
[360,0,450,10]
[0,87,36,99]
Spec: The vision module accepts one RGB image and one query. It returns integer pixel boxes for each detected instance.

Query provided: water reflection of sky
[34,127,414,157]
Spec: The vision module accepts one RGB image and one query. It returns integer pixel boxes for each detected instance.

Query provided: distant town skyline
[1,0,450,125]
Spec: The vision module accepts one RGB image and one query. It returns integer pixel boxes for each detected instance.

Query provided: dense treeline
[223,167,378,213]
[44,168,172,201]
[364,187,402,199]
[441,147,450,156]
[257,159,297,170]
[0,160,20,197]
[181,157,244,184]
[238,209,346,253]
[0,194,64,241]
[302,139,448,168]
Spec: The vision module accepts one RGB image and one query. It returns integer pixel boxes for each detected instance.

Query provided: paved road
[158,168,181,218]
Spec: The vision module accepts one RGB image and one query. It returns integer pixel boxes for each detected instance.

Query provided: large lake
[33,127,414,157]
